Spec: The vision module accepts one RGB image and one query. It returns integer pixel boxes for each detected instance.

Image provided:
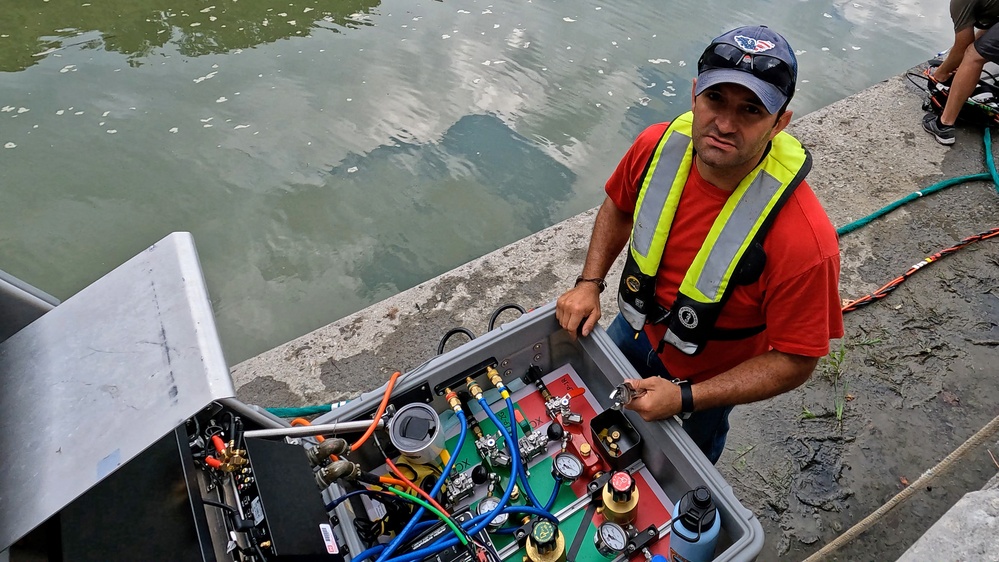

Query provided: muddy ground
[232,74,999,561]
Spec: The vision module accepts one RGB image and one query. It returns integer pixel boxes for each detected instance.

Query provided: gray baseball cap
[695,25,797,114]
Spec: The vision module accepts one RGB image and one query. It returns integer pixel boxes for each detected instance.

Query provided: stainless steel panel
[0,268,59,343]
[0,232,235,551]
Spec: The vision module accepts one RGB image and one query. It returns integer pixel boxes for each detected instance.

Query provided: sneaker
[922,113,956,145]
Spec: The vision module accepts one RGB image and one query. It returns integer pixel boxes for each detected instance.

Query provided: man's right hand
[555,283,602,338]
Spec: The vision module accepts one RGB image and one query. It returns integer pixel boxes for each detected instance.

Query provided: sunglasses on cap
[697,42,795,97]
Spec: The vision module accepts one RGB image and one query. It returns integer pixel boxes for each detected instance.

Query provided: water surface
[0,0,952,362]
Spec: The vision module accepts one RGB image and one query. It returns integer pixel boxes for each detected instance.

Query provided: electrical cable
[325,488,399,511]
[493,502,563,534]
[841,226,999,312]
[487,303,526,331]
[381,487,468,546]
[835,172,993,236]
[384,458,452,517]
[375,410,468,562]
[200,498,237,513]
[351,371,402,452]
[379,476,409,487]
[437,327,476,355]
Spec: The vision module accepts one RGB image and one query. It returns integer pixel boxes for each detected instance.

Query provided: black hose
[437,327,476,355]
[487,303,526,331]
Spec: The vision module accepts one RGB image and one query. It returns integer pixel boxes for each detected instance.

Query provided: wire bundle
[842,226,999,312]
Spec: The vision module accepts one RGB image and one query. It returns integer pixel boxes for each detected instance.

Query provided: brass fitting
[217,441,248,472]
[466,377,483,399]
[444,388,462,412]
[487,366,505,390]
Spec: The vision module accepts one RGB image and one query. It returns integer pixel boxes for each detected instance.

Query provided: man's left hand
[621,376,681,421]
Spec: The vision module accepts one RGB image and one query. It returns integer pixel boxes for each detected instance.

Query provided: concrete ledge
[897,472,999,562]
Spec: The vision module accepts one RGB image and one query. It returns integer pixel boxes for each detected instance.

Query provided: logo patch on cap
[734,35,775,53]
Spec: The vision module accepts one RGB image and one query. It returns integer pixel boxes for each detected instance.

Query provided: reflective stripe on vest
[619,111,811,355]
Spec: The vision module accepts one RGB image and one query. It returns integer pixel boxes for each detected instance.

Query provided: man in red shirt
[556,25,844,464]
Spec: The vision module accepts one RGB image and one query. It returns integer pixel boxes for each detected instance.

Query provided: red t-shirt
[606,123,845,383]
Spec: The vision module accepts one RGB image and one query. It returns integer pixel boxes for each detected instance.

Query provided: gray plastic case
[314,301,764,561]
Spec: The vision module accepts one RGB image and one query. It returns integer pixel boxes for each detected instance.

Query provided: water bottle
[669,486,721,562]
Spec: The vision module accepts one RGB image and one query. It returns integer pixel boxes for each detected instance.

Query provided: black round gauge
[594,521,628,558]
[551,452,584,482]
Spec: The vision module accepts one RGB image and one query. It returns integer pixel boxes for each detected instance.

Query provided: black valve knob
[607,471,635,504]
[471,464,489,485]
[547,422,565,442]
[529,520,559,555]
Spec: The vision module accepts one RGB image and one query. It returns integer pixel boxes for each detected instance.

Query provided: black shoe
[922,113,956,145]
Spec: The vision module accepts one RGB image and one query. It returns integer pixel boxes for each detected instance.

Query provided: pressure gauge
[476,496,509,529]
[594,521,629,558]
[551,452,584,482]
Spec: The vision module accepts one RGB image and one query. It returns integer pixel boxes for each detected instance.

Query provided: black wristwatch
[575,276,606,293]
[675,379,694,420]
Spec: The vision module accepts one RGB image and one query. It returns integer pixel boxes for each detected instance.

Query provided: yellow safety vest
[617,111,811,355]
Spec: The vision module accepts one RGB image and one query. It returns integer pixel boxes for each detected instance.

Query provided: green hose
[266,404,337,418]
[837,128,998,236]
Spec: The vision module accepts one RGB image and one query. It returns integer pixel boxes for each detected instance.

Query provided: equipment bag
[923,70,999,127]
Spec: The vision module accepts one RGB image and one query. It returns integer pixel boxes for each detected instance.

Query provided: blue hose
[381,398,522,562]
[351,544,384,562]
[375,410,468,562]
[545,477,562,511]
[505,397,551,513]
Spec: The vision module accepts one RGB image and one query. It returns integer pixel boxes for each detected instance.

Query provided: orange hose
[350,371,402,452]
[384,458,451,517]
[291,417,324,442]
[379,476,409,487]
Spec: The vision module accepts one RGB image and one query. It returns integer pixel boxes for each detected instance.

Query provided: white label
[250,497,264,525]
[319,523,338,554]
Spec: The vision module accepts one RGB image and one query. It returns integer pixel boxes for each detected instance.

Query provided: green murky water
[0,0,950,362]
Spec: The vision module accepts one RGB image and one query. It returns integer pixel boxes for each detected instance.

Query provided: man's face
[690,81,792,179]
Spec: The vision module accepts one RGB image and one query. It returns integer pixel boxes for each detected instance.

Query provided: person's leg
[679,405,735,464]
[940,45,988,126]
[606,314,672,379]
[925,25,999,145]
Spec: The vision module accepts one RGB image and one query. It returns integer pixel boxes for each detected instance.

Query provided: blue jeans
[607,314,734,464]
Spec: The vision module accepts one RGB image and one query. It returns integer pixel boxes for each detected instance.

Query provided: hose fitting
[445,387,462,413]
[466,377,483,400]
[315,460,363,487]
[306,437,350,466]
[487,366,505,392]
